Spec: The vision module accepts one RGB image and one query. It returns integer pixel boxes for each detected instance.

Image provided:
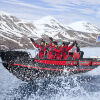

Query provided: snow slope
[67,21,100,34]
[34,16,69,38]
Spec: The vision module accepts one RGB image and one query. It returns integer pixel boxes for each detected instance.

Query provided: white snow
[35,16,58,25]
[0,12,39,39]
[68,21,100,34]
[0,34,22,45]
[34,16,67,38]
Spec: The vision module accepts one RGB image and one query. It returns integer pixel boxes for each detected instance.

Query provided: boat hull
[2,62,98,81]
[0,51,99,81]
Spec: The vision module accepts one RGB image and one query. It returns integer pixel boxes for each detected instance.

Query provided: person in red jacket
[54,42,62,60]
[62,41,76,60]
[44,37,54,58]
[30,38,45,59]
[47,41,57,59]
[47,41,63,60]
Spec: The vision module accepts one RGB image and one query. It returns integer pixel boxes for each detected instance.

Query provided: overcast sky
[0,0,100,27]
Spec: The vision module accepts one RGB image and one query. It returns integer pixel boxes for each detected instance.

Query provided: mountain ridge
[0,11,100,50]
[67,21,100,34]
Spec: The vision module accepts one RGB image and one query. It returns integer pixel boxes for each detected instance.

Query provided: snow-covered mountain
[34,17,100,47]
[67,21,100,34]
[34,16,66,37]
[0,12,39,49]
[0,12,100,50]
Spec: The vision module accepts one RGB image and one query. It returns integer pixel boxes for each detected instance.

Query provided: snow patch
[68,21,100,34]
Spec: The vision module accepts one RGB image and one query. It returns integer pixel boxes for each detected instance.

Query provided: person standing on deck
[62,41,76,60]
[30,38,45,59]
[54,42,63,60]
[47,41,57,59]
[44,37,53,59]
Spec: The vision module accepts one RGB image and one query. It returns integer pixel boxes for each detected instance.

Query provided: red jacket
[33,41,45,59]
[45,41,52,50]
[44,42,53,58]
[47,45,55,59]
[48,46,62,60]
[54,46,62,60]
[62,44,74,60]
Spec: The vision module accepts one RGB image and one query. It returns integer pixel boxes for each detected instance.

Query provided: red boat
[0,50,100,81]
